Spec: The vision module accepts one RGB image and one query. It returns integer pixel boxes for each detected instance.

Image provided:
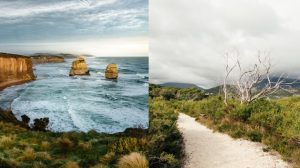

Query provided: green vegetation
[150,84,300,167]
[148,98,184,168]
[0,120,147,168]
[150,84,207,100]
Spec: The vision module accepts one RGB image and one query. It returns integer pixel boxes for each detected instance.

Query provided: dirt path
[177,113,291,168]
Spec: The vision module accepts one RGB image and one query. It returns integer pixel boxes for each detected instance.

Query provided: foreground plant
[117,152,148,168]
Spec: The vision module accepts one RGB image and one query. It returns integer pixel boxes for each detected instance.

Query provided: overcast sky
[0,0,148,56]
[150,0,300,88]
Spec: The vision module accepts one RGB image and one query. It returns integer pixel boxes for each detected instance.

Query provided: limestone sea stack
[69,57,90,76]
[105,63,118,79]
[0,53,35,90]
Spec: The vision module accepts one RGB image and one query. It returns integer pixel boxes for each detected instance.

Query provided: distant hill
[159,82,203,90]
[158,77,300,98]
[31,53,95,59]
[205,85,237,94]
[257,77,300,89]
[206,77,300,97]
[206,85,223,94]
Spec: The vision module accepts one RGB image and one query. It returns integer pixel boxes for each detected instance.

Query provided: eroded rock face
[105,63,118,79]
[0,53,35,90]
[69,57,90,76]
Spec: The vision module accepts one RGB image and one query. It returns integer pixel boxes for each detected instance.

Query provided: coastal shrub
[230,104,252,121]
[117,152,148,168]
[246,131,263,142]
[32,118,49,131]
[162,90,176,100]
[159,152,179,168]
[149,85,207,101]
[180,95,225,120]
[148,98,183,168]
[176,88,207,100]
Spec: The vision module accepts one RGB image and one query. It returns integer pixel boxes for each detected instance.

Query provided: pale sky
[0,0,148,56]
[150,0,300,88]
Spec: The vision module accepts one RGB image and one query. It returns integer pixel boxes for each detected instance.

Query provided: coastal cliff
[31,55,65,64]
[0,53,35,90]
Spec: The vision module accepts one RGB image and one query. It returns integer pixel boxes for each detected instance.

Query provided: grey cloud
[0,0,148,43]
[150,0,300,88]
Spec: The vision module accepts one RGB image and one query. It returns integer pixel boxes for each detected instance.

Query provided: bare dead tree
[223,51,295,104]
[223,52,237,105]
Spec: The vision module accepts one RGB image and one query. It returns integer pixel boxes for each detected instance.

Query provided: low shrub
[117,152,148,168]
[159,152,179,167]
[148,98,183,168]
[246,131,263,142]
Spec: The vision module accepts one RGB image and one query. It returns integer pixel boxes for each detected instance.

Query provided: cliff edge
[0,53,36,90]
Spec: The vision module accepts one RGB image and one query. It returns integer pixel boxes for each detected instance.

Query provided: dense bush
[149,84,207,101]
[148,98,184,168]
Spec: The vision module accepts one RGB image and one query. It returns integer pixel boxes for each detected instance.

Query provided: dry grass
[65,161,80,168]
[0,134,16,149]
[117,152,148,168]
[35,152,52,161]
[19,147,36,161]
[56,137,74,151]
[41,141,50,151]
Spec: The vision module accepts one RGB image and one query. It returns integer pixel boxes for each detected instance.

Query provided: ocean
[0,57,149,133]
